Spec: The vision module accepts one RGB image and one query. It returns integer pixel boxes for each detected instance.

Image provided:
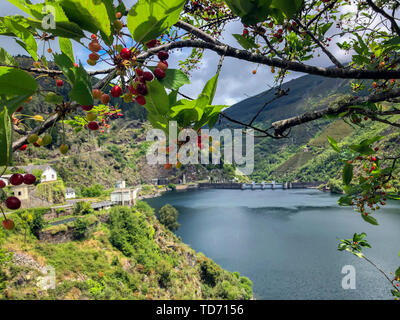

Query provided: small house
[17,165,57,183]
[111,187,140,206]
[65,188,76,199]
[115,180,126,189]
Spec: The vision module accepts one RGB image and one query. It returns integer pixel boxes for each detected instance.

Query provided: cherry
[88,121,99,131]
[82,105,94,111]
[10,173,23,186]
[2,219,15,230]
[23,174,36,185]
[164,163,172,170]
[158,51,169,61]
[33,142,40,148]
[47,48,53,53]
[154,68,166,79]
[114,20,123,31]
[115,12,122,19]
[16,106,23,113]
[252,70,257,75]
[136,83,148,96]
[92,89,102,99]
[136,68,144,77]
[27,134,39,144]
[146,39,158,48]
[128,85,138,95]
[111,85,122,98]
[89,53,100,61]
[242,29,249,36]
[91,34,97,40]
[0,180,5,188]
[89,41,101,52]
[120,48,132,60]
[101,94,111,104]
[143,71,154,82]
[375,147,379,152]
[56,79,63,87]
[19,144,27,151]
[135,95,146,106]
[5,197,21,210]
[157,61,168,71]
[86,112,97,121]
[87,59,97,66]
[60,144,69,154]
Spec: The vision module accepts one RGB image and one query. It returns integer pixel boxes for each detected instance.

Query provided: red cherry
[19,144,27,151]
[242,29,249,36]
[91,34,97,40]
[136,68,144,77]
[157,61,168,71]
[88,121,99,131]
[0,180,5,188]
[89,52,100,61]
[23,174,36,185]
[146,39,158,48]
[371,157,377,162]
[154,68,166,79]
[135,95,146,106]
[16,106,23,113]
[375,147,379,152]
[111,85,122,98]
[120,48,132,60]
[128,85,138,95]
[136,83,148,96]
[143,72,154,82]
[2,219,15,230]
[10,173,24,186]
[56,79,63,87]
[101,94,111,104]
[82,105,94,111]
[158,50,169,61]
[5,197,21,210]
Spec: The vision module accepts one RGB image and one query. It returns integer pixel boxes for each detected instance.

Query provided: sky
[0,0,354,106]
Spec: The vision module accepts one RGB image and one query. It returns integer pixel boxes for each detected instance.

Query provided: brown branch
[366,0,400,37]
[271,88,400,136]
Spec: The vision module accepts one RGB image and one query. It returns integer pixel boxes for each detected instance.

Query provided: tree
[159,204,180,232]
[73,201,94,216]
[0,0,399,297]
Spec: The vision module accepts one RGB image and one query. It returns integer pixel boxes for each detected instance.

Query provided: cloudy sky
[0,0,353,106]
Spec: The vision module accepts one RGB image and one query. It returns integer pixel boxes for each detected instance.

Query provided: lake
[145,189,400,300]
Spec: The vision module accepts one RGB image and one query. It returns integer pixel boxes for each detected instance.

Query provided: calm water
[146,189,400,300]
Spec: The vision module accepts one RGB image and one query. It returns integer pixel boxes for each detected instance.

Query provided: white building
[65,187,76,199]
[111,187,140,206]
[17,165,57,183]
[115,180,126,189]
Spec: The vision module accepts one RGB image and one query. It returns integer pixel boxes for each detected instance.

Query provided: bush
[158,204,180,232]
[168,183,176,190]
[73,201,94,216]
[29,209,46,238]
[73,218,90,240]
[135,201,155,217]
[328,178,344,194]
[81,184,105,198]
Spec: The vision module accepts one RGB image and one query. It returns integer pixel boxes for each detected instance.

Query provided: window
[18,192,21,196]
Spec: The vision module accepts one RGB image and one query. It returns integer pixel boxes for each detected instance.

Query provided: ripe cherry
[128,85,138,95]
[375,147,379,152]
[136,68,144,77]
[135,95,146,106]
[16,106,23,113]
[111,85,122,98]
[157,61,168,70]
[10,174,24,186]
[136,83,148,96]
[92,89,102,99]
[23,174,36,185]
[242,29,249,36]
[82,105,94,111]
[91,34,97,40]
[143,71,154,82]
[154,68,166,79]
[19,144,27,151]
[101,94,111,104]
[2,219,15,230]
[56,79,63,87]
[88,121,99,131]
[146,39,158,48]
[89,41,101,52]
[120,48,132,60]
[115,12,122,19]
[89,53,100,61]
[158,51,169,61]
[0,180,5,188]
[5,197,21,210]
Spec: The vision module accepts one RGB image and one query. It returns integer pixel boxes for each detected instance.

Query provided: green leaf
[349,143,374,155]
[148,67,190,90]
[59,37,75,63]
[199,73,220,106]
[45,92,63,104]
[3,17,37,60]
[146,80,170,116]
[225,0,272,25]
[342,163,353,186]
[361,214,379,226]
[0,107,12,166]
[395,267,400,277]
[327,136,340,152]
[271,0,303,19]
[127,0,186,43]
[338,195,352,206]
[60,0,111,37]
[0,94,31,115]
[168,90,178,106]
[0,47,18,66]
[0,67,38,96]
[232,34,257,50]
